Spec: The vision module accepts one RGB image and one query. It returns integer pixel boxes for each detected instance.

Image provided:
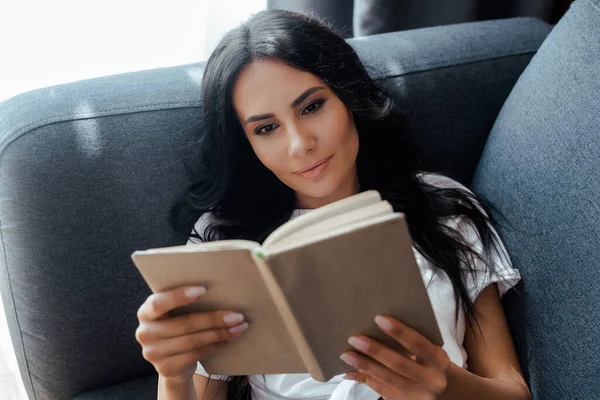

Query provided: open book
[131,190,442,382]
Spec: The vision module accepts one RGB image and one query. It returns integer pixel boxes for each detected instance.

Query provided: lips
[295,155,332,179]
[295,156,331,174]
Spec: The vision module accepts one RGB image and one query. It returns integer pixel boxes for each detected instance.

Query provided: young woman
[135,9,531,400]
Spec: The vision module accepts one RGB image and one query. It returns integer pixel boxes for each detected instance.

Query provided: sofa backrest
[472,1,600,398]
[0,17,550,400]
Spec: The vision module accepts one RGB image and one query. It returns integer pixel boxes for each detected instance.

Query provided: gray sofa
[1,2,598,398]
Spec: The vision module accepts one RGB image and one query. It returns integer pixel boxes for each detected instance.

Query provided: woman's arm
[158,375,198,400]
[340,283,530,399]
[156,374,228,400]
[193,374,228,400]
[439,283,531,400]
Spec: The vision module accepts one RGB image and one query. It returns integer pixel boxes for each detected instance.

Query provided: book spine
[252,250,326,382]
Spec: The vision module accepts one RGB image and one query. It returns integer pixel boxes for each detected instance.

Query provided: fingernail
[228,322,249,334]
[374,315,394,330]
[224,312,244,324]
[185,287,206,298]
[340,352,360,367]
[348,336,370,352]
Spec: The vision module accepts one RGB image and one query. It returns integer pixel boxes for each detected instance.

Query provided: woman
[135,9,531,400]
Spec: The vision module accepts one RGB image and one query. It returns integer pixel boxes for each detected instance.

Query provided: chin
[295,177,343,200]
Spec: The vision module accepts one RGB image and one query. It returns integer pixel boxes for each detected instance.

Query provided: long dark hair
[171,9,508,400]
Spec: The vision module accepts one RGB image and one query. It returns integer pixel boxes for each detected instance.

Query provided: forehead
[232,59,325,116]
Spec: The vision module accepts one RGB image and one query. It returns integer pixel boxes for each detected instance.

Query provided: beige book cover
[131,191,443,382]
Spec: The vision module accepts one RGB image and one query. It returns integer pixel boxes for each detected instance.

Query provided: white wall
[0,0,266,102]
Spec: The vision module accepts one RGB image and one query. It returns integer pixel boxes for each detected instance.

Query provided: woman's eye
[302,99,325,115]
[255,123,278,135]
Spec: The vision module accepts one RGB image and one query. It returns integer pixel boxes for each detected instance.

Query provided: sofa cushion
[472,1,600,398]
[72,375,157,400]
[350,17,551,183]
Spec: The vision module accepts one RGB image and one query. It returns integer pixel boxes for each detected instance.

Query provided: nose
[287,124,316,158]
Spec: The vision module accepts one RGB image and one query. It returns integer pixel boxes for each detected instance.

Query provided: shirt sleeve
[455,214,522,303]
[420,172,521,302]
[188,212,231,381]
[187,212,214,245]
[195,361,230,381]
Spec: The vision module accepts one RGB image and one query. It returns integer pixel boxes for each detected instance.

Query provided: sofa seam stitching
[371,47,541,80]
[0,102,201,159]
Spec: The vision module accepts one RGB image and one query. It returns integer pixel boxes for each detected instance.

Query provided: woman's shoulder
[194,211,215,228]
[416,172,488,223]
[188,211,216,244]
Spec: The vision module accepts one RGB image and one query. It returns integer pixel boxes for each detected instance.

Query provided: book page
[264,201,393,252]
[263,190,382,248]
[138,239,259,254]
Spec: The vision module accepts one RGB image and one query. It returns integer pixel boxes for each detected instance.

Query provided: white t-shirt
[189,173,521,400]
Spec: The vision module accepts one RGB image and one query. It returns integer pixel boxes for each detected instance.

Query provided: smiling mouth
[295,155,332,179]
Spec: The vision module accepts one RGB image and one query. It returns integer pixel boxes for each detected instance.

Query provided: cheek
[318,105,358,149]
[249,138,288,175]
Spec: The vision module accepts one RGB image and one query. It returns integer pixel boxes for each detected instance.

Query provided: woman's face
[232,59,360,209]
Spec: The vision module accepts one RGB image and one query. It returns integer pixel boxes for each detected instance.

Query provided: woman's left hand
[340,315,451,400]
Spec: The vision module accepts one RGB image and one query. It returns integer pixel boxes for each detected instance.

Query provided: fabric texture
[71,375,158,400]
[471,1,600,398]
[193,173,521,400]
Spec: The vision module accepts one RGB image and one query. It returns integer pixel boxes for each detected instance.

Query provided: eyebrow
[243,86,326,126]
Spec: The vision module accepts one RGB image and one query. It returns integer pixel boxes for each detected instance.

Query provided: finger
[138,310,246,340]
[137,286,207,321]
[142,324,248,361]
[347,335,445,391]
[375,315,449,369]
[341,351,419,390]
[152,340,229,377]
[344,368,420,400]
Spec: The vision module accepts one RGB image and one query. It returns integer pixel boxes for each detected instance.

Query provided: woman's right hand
[135,286,248,381]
